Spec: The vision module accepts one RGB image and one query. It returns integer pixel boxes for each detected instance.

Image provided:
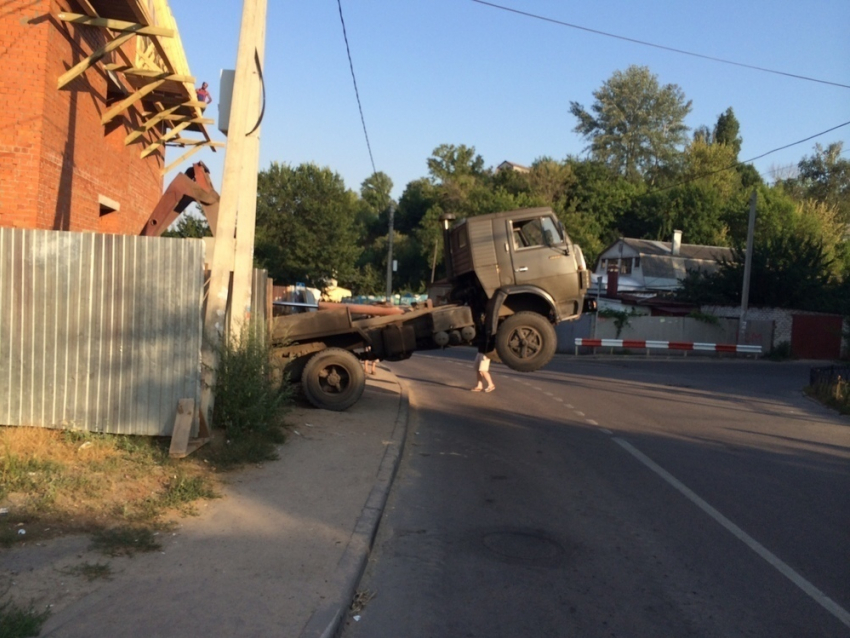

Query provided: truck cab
[443,207,589,326]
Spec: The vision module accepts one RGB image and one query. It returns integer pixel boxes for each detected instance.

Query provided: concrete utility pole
[385,204,395,303]
[738,190,757,344]
[201,0,268,427]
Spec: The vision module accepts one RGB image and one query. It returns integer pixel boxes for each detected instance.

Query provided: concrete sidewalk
[3,366,407,638]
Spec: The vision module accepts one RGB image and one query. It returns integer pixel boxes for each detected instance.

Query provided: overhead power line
[471,0,850,90]
[337,0,378,176]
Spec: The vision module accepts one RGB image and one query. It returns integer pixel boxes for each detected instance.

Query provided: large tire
[495,312,557,372]
[301,348,366,411]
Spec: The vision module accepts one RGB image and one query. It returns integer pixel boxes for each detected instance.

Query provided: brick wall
[0,1,164,235]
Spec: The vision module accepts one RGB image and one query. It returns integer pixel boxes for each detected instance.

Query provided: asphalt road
[342,351,850,638]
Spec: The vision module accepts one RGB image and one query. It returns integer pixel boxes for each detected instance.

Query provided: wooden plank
[160,116,214,125]
[57,13,175,37]
[101,79,165,124]
[139,120,191,158]
[72,0,98,18]
[169,399,195,459]
[104,65,193,83]
[57,31,135,89]
[160,144,204,175]
[123,106,178,145]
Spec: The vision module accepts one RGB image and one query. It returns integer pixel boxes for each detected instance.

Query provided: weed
[58,561,113,582]
[155,470,217,513]
[598,308,641,338]
[207,322,293,467]
[89,526,161,557]
[0,598,50,638]
[213,323,293,436]
[805,376,850,415]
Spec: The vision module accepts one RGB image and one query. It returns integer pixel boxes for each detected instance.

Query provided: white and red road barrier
[574,338,762,355]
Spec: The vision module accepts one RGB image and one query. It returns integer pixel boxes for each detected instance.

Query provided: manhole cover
[482,531,564,560]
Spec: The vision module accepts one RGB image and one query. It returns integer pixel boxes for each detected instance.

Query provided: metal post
[738,190,757,344]
[385,204,395,303]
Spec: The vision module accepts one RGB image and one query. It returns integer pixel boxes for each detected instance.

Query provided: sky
[167,0,850,200]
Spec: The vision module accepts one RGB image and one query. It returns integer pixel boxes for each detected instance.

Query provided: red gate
[791,314,843,359]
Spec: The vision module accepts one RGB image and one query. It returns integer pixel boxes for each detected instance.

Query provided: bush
[207,323,293,467]
[805,376,850,415]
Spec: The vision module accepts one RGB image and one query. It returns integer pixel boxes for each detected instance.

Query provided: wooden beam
[141,95,207,109]
[169,137,216,146]
[57,13,175,37]
[164,116,214,125]
[140,120,192,158]
[57,31,135,89]
[123,104,183,145]
[102,65,193,83]
[161,142,225,176]
[73,0,98,17]
[101,79,166,124]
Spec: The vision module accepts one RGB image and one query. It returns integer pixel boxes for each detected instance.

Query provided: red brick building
[0,0,214,235]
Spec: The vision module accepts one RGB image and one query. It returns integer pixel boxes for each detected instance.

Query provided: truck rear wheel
[302,348,366,411]
[495,312,557,372]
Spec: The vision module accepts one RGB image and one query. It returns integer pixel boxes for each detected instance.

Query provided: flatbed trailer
[272,301,477,410]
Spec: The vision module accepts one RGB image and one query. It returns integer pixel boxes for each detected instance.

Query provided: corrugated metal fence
[0,228,204,436]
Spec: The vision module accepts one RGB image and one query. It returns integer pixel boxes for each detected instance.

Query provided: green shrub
[0,599,50,638]
[212,324,293,437]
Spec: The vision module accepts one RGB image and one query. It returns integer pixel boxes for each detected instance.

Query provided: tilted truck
[272,207,595,410]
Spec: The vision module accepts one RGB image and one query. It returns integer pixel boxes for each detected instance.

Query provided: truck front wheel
[495,312,557,372]
[302,348,366,411]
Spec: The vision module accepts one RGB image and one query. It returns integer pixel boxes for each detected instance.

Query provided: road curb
[298,370,409,638]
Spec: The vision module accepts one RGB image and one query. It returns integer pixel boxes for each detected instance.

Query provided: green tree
[162,207,211,238]
[714,107,742,157]
[254,162,361,289]
[569,66,692,182]
[779,142,850,222]
[677,234,835,310]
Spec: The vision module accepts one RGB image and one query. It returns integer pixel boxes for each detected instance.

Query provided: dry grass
[0,426,218,546]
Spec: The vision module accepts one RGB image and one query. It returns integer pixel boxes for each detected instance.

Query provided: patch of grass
[0,321,295,547]
[89,526,161,557]
[202,429,285,470]
[58,561,113,582]
[0,598,50,638]
[155,470,217,513]
[805,377,850,415]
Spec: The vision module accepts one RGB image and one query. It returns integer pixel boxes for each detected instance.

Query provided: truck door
[508,213,578,302]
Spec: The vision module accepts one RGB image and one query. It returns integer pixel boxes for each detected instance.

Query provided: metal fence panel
[0,228,204,436]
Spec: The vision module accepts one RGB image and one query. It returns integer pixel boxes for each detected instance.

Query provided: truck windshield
[511,216,563,249]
